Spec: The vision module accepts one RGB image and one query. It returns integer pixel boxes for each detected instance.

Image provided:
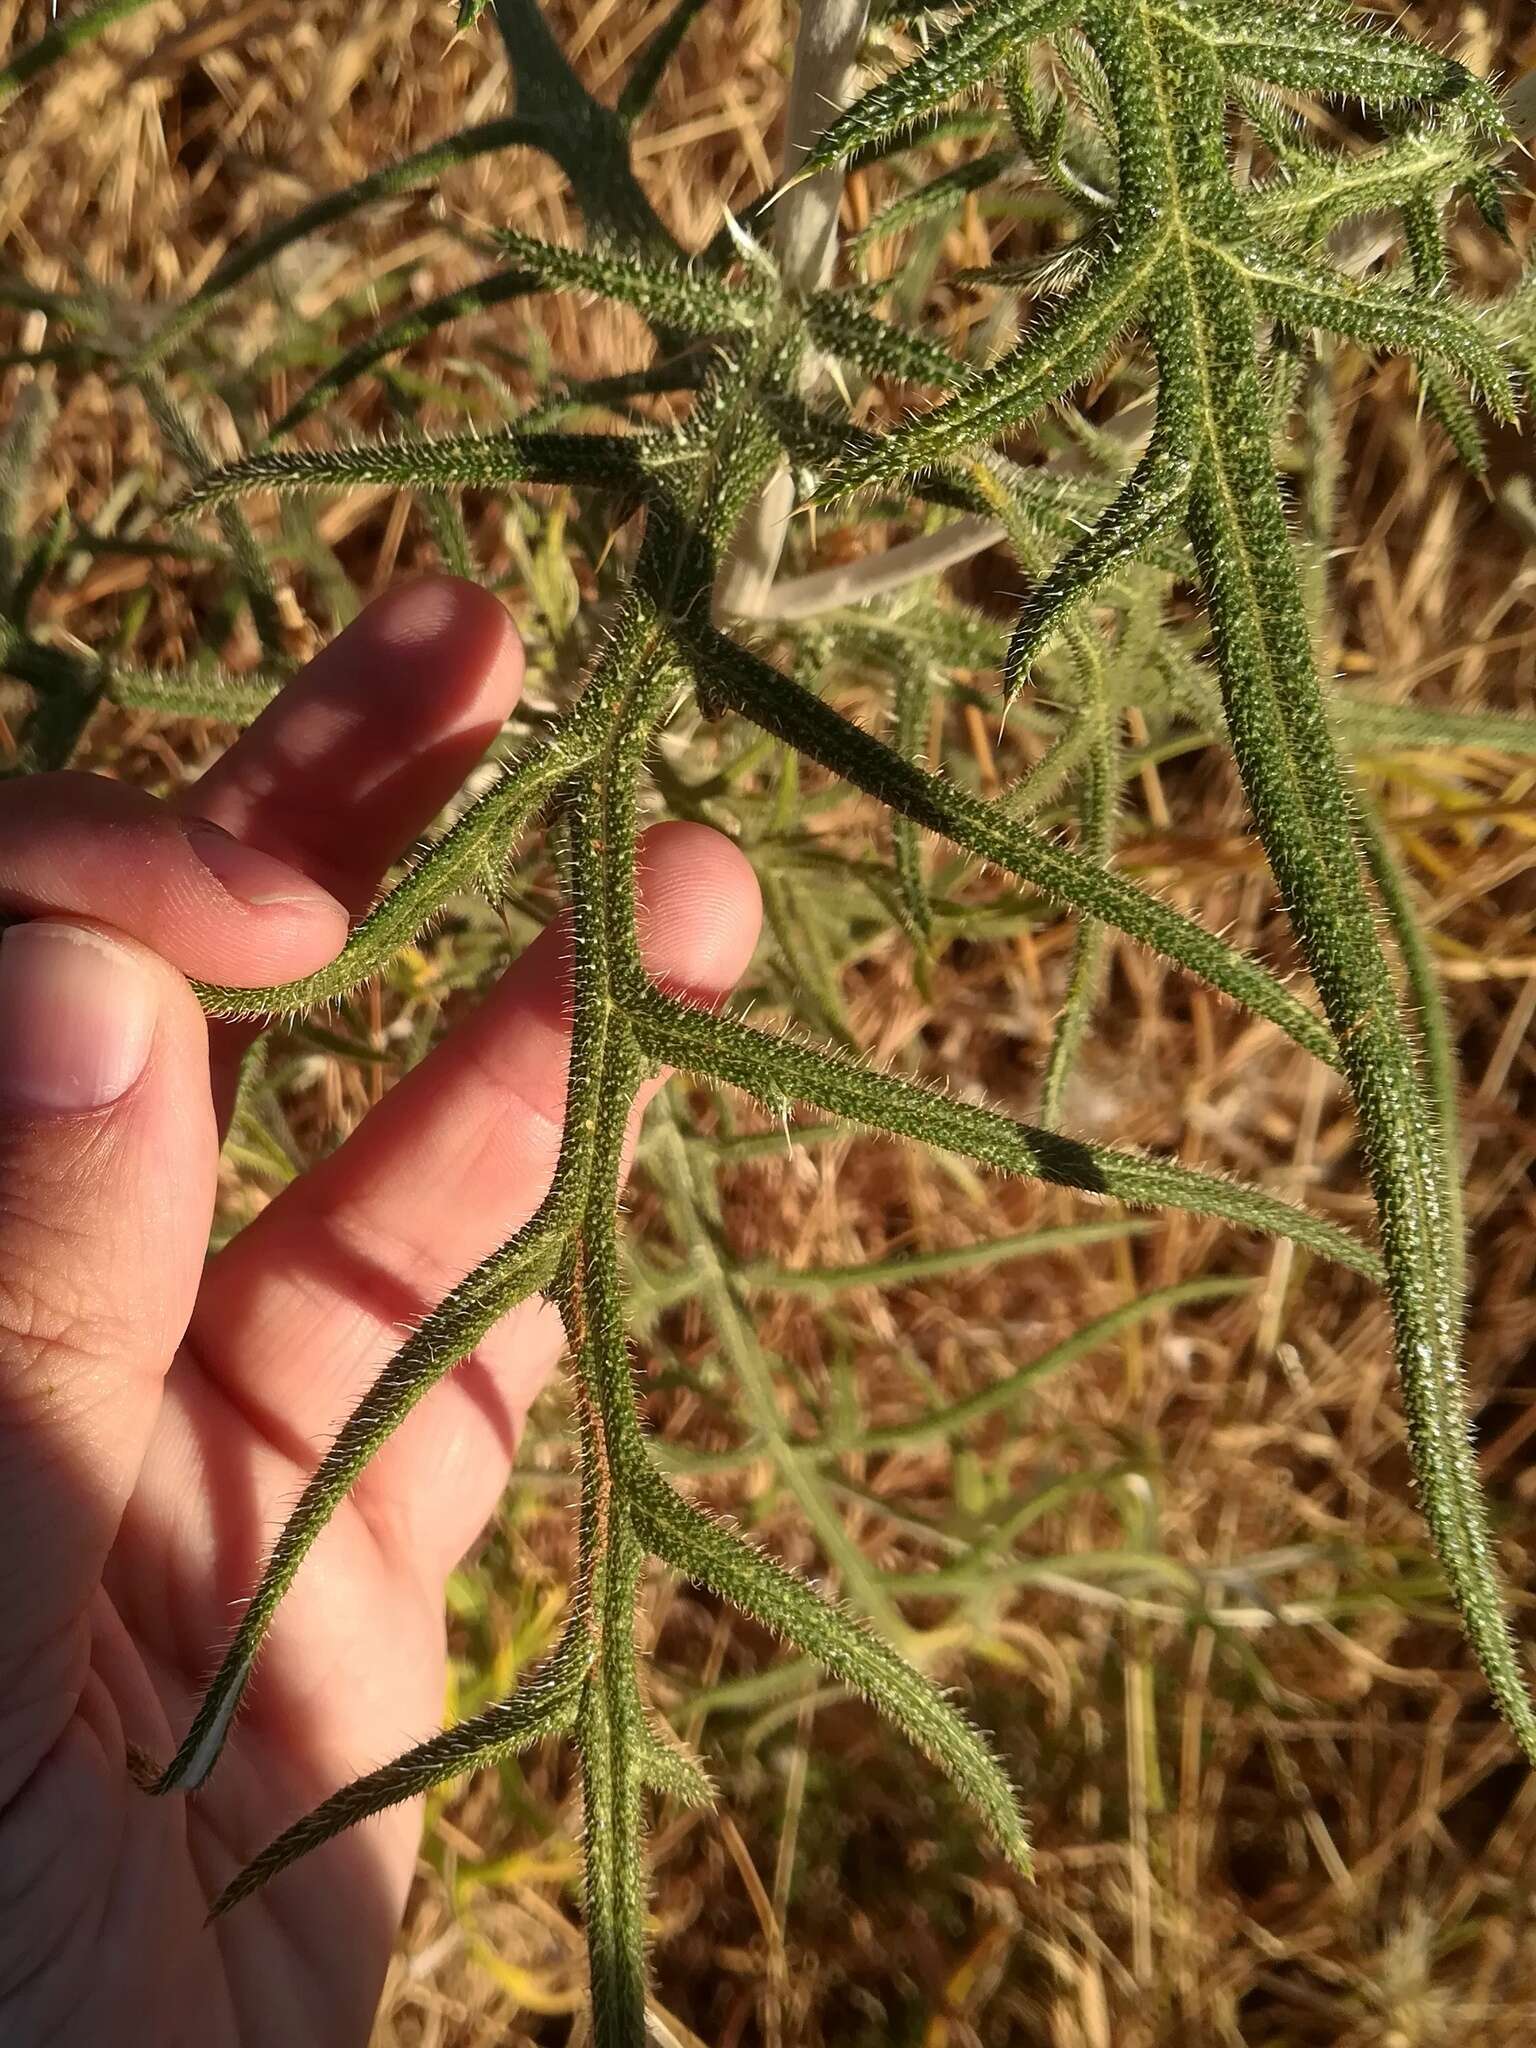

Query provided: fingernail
[0,923,157,1114]
[184,820,341,912]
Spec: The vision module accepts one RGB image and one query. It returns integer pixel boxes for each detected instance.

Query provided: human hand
[0,579,761,2047]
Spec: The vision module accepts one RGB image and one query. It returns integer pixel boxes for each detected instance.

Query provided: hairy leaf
[800,0,1079,176]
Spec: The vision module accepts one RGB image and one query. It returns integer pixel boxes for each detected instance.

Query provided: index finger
[180,577,525,1117]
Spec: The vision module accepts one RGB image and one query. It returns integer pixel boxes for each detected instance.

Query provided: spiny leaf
[1037,681,1116,1124]
[212,1632,590,1912]
[638,1724,716,1808]
[490,227,763,332]
[1076,0,1536,1763]
[105,661,285,724]
[1398,188,1489,474]
[851,148,1017,264]
[628,1460,1032,1875]
[799,0,1080,178]
[891,658,935,961]
[488,0,676,251]
[1494,269,1536,397]
[1154,0,1506,131]
[1243,129,1484,244]
[1054,21,1117,135]
[1003,403,1194,689]
[172,427,651,516]
[2,625,290,729]
[90,0,1536,2015]
[1356,791,1464,1295]
[1004,56,1105,214]
[683,625,1339,1068]
[188,720,593,1017]
[267,266,541,438]
[805,291,966,386]
[1467,163,1512,242]
[157,1214,566,1793]
[818,230,1166,494]
[1234,244,1515,416]
[630,991,1382,1280]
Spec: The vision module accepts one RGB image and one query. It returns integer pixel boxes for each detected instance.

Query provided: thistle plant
[4,0,1536,2035]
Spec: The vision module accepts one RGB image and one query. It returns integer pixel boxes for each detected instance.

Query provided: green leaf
[891,657,936,961]
[1003,397,1194,688]
[638,1724,716,1807]
[0,0,166,107]
[0,381,57,605]
[1231,240,1514,417]
[105,661,285,723]
[818,229,1166,494]
[188,716,594,1016]
[142,118,548,362]
[211,1628,590,1913]
[616,0,709,126]
[800,0,1079,177]
[631,991,1382,1280]
[850,148,1017,264]
[1075,0,1536,1766]
[683,625,1339,1067]
[629,1461,1033,1875]
[266,266,542,438]
[490,227,763,332]
[846,1276,1250,1453]
[805,291,966,386]
[1037,673,1116,1124]
[172,427,651,516]
[1154,0,1506,131]
[1243,129,1482,245]
[1340,696,1536,757]
[156,1214,566,1792]
[136,367,286,661]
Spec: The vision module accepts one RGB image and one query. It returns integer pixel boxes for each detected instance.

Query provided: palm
[45,1370,446,2047]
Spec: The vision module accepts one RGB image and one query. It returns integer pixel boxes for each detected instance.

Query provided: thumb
[0,920,214,1793]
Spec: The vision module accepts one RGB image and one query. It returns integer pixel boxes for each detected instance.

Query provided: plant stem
[717,0,870,616]
[775,0,875,295]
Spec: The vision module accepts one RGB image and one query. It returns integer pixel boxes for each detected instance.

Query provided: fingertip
[0,778,352,989]
[182,820,348,927]
[635,821,763,1001]
[166,818,351,985]
[190,575,526,917]
[351,576,525,727]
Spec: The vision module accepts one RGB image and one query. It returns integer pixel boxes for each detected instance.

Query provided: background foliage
[4,0,1536,2041]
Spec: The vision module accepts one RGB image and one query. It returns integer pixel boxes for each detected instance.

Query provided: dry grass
[5,2,1536,2042]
